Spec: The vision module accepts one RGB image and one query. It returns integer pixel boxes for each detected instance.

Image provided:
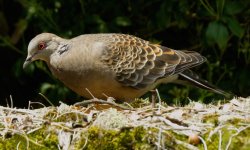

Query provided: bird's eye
[38,42,46,50]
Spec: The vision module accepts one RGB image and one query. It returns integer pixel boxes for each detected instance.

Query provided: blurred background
[0,0,249,107]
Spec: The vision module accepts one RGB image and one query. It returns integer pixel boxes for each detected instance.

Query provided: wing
[101,34,206,89]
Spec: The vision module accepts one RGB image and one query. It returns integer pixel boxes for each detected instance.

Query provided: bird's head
[23,33,61,68]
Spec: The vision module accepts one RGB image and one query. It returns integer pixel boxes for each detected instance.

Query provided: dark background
[0,0,249,107]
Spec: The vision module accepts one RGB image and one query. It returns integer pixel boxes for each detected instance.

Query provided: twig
[155,89,162,113]
[55,110,88,121]
[24,130,30,150]
[38,93,54,106]
[80,136,88,149]
[74,99,135,110]
[85,88,95,99]
[208,125,226,140]
[164,116,189,127]
[57,144,62,150]
[198,136,208,150]
[158,116,191,131]
[17,141,21,150]
[28,101,47,108]
[157,127,162,150]
[7,129,45,147]
[175,139,199,150]
[10,95,13,108]
[218,130,222,150]
[0,106,37,116]
[123,102,134,109]
[5,98,9,108]
[225,125,250,150]
[27,126,43,134]
[51,122,74,132]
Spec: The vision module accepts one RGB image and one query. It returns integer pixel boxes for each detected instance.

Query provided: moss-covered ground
[0,97,249,149]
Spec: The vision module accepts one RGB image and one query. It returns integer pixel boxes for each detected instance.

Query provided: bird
[23,33,232,102]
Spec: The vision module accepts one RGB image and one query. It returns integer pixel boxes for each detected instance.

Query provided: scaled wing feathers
[101,34,206,89]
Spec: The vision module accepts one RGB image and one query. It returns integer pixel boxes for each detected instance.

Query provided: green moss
[75,126,193,150]
[55,112,83,123]
[201,125,250,150]
[41,132,58,149]
[76,126,155,150]
[42,108,85,124]
[0,126,58,150]
[1,116,249,150]
[203,114,219,125]
[227,118,244,125]
[42,108,58,121]
[226,127,250,150]
[129,98,150,108]
[0,124,5,128]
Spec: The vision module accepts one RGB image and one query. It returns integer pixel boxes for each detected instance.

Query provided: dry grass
[0,96,250,149]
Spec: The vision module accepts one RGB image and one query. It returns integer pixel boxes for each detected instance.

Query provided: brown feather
[101,34,206,89]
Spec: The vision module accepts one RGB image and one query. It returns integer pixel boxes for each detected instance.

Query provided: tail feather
[178,70,234,98]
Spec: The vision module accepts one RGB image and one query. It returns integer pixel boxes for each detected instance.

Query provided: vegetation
[0,0,249,106]
[0,97,249,149]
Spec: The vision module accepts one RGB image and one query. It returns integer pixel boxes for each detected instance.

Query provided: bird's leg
[150,89,162,115]
[150,90,157,115]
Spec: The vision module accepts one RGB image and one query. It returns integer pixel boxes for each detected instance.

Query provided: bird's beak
[23,56,32,69]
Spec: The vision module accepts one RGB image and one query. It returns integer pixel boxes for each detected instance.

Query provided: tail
[177,70,234,99]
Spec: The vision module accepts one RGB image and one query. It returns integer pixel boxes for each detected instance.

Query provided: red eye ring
[38,42,46,50]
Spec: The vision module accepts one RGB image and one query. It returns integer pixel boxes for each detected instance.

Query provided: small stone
[188,134,200,145]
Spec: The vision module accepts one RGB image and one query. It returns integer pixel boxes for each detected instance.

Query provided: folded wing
[101,34,206,89]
